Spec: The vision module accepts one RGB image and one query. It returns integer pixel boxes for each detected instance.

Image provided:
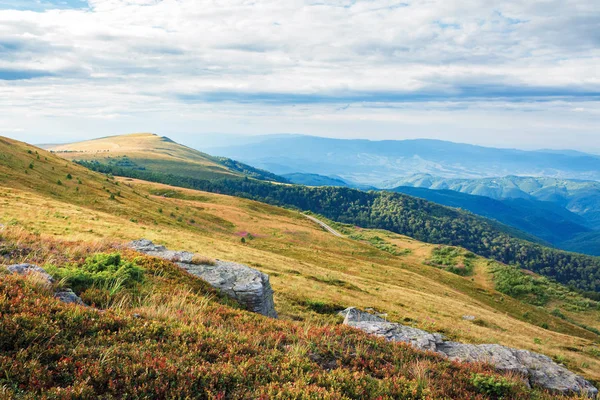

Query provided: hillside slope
[391,186,592,251]
[387,174,600,229]
[77,158,600,294]
[48,133,287,183]
[1,136,600,387]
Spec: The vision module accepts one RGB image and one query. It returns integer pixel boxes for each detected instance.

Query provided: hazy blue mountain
[391,186,596,254]
[209,135,600,186]
[560,231,600,256]
[282,173,351,187]
[389,175,600,230]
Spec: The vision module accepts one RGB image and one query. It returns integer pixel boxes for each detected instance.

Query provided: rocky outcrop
[5,263,85,306]
[340,307,598,397]
[439,342,596,396]
[129,239,277,318]
[340,307,443,352]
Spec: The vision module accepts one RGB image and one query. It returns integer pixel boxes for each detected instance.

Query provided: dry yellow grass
[1,136,599,382]
[47,132,242,180]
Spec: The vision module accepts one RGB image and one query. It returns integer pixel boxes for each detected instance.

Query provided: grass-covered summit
[48,133,287,183]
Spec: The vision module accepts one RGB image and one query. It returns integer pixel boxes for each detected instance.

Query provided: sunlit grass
[0,136,599,383]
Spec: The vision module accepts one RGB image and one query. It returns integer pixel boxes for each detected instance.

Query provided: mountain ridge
[209,134,600,184]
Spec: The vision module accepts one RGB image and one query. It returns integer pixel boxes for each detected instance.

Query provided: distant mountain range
[210,134,600,185]
[283,172,600,256]
[391,186,599,256]
[386,175,600,256]
[389,175,600,230]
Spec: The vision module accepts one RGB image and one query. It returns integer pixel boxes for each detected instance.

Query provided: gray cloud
[0,0,598,149]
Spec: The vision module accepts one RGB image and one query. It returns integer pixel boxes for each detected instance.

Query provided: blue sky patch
[0,0,89,11]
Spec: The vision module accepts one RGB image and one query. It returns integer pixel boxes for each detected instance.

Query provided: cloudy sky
[1,0,599,151]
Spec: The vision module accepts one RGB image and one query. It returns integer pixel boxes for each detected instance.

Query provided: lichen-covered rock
[181,261,277,318]
[6,264,87,306]
[129,239,194,263]
[339,307,388,324]
[6,263,55,285]
[129,239,277,318]
[340,307,442,352]
[54,289,85,305]
[342,307,598,397]
[439,342,598,396]
[353,321,444,352]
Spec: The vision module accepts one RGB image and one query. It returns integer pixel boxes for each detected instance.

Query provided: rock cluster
[5,263,85,305]
[129,239,277,318]
[340,307,598,398]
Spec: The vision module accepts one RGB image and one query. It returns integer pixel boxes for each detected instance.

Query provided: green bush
[46,253,144,295]
[429,246,474,276]
[490,264,549,306]
[470,373,516,398]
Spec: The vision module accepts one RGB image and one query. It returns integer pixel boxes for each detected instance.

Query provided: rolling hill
[209,134,600,185]
[48,133,288,183]
[385,174,600,227]
[76,148,600,294]
[391,186,597,254]
[387,175,600,255]
[1,135,600,392]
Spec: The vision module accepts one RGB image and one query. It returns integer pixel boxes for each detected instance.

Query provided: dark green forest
[77,160,600,295]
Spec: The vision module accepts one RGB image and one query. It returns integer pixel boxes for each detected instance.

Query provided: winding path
[304,214,344,238]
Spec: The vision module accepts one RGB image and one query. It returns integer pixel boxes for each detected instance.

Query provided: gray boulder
[54,289,85,305]
[352,321,443,352]
[5,264,86,306]
[439,342,598,396]
[129,239,277,318]
[340,306,387,324]
[341,307,597,397]
[340,307,442,352]
[6,263,55,285]
[129,239,194,263]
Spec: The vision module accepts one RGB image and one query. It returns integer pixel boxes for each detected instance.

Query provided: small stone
[54,289,85,305]
[462,315,476,321]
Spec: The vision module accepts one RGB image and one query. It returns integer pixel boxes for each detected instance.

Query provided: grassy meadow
[0,136,599,394]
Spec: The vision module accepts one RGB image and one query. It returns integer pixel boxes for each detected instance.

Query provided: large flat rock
[340,307,597,397]
[129,239,277,318]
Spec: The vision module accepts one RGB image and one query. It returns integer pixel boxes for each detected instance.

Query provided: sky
[0,0,599,152]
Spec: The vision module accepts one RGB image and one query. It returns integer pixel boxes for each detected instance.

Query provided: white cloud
[0,0,599,150]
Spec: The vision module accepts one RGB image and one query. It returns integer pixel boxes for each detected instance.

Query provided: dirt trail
[304,214,344,238]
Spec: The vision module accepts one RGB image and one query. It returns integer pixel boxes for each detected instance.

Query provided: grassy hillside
[1,136,600,388]
[48,133,287,183]
[74,160,600,294]
[0,233,562,399]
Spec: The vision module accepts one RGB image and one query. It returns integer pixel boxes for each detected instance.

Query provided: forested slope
[77,160,600,294]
